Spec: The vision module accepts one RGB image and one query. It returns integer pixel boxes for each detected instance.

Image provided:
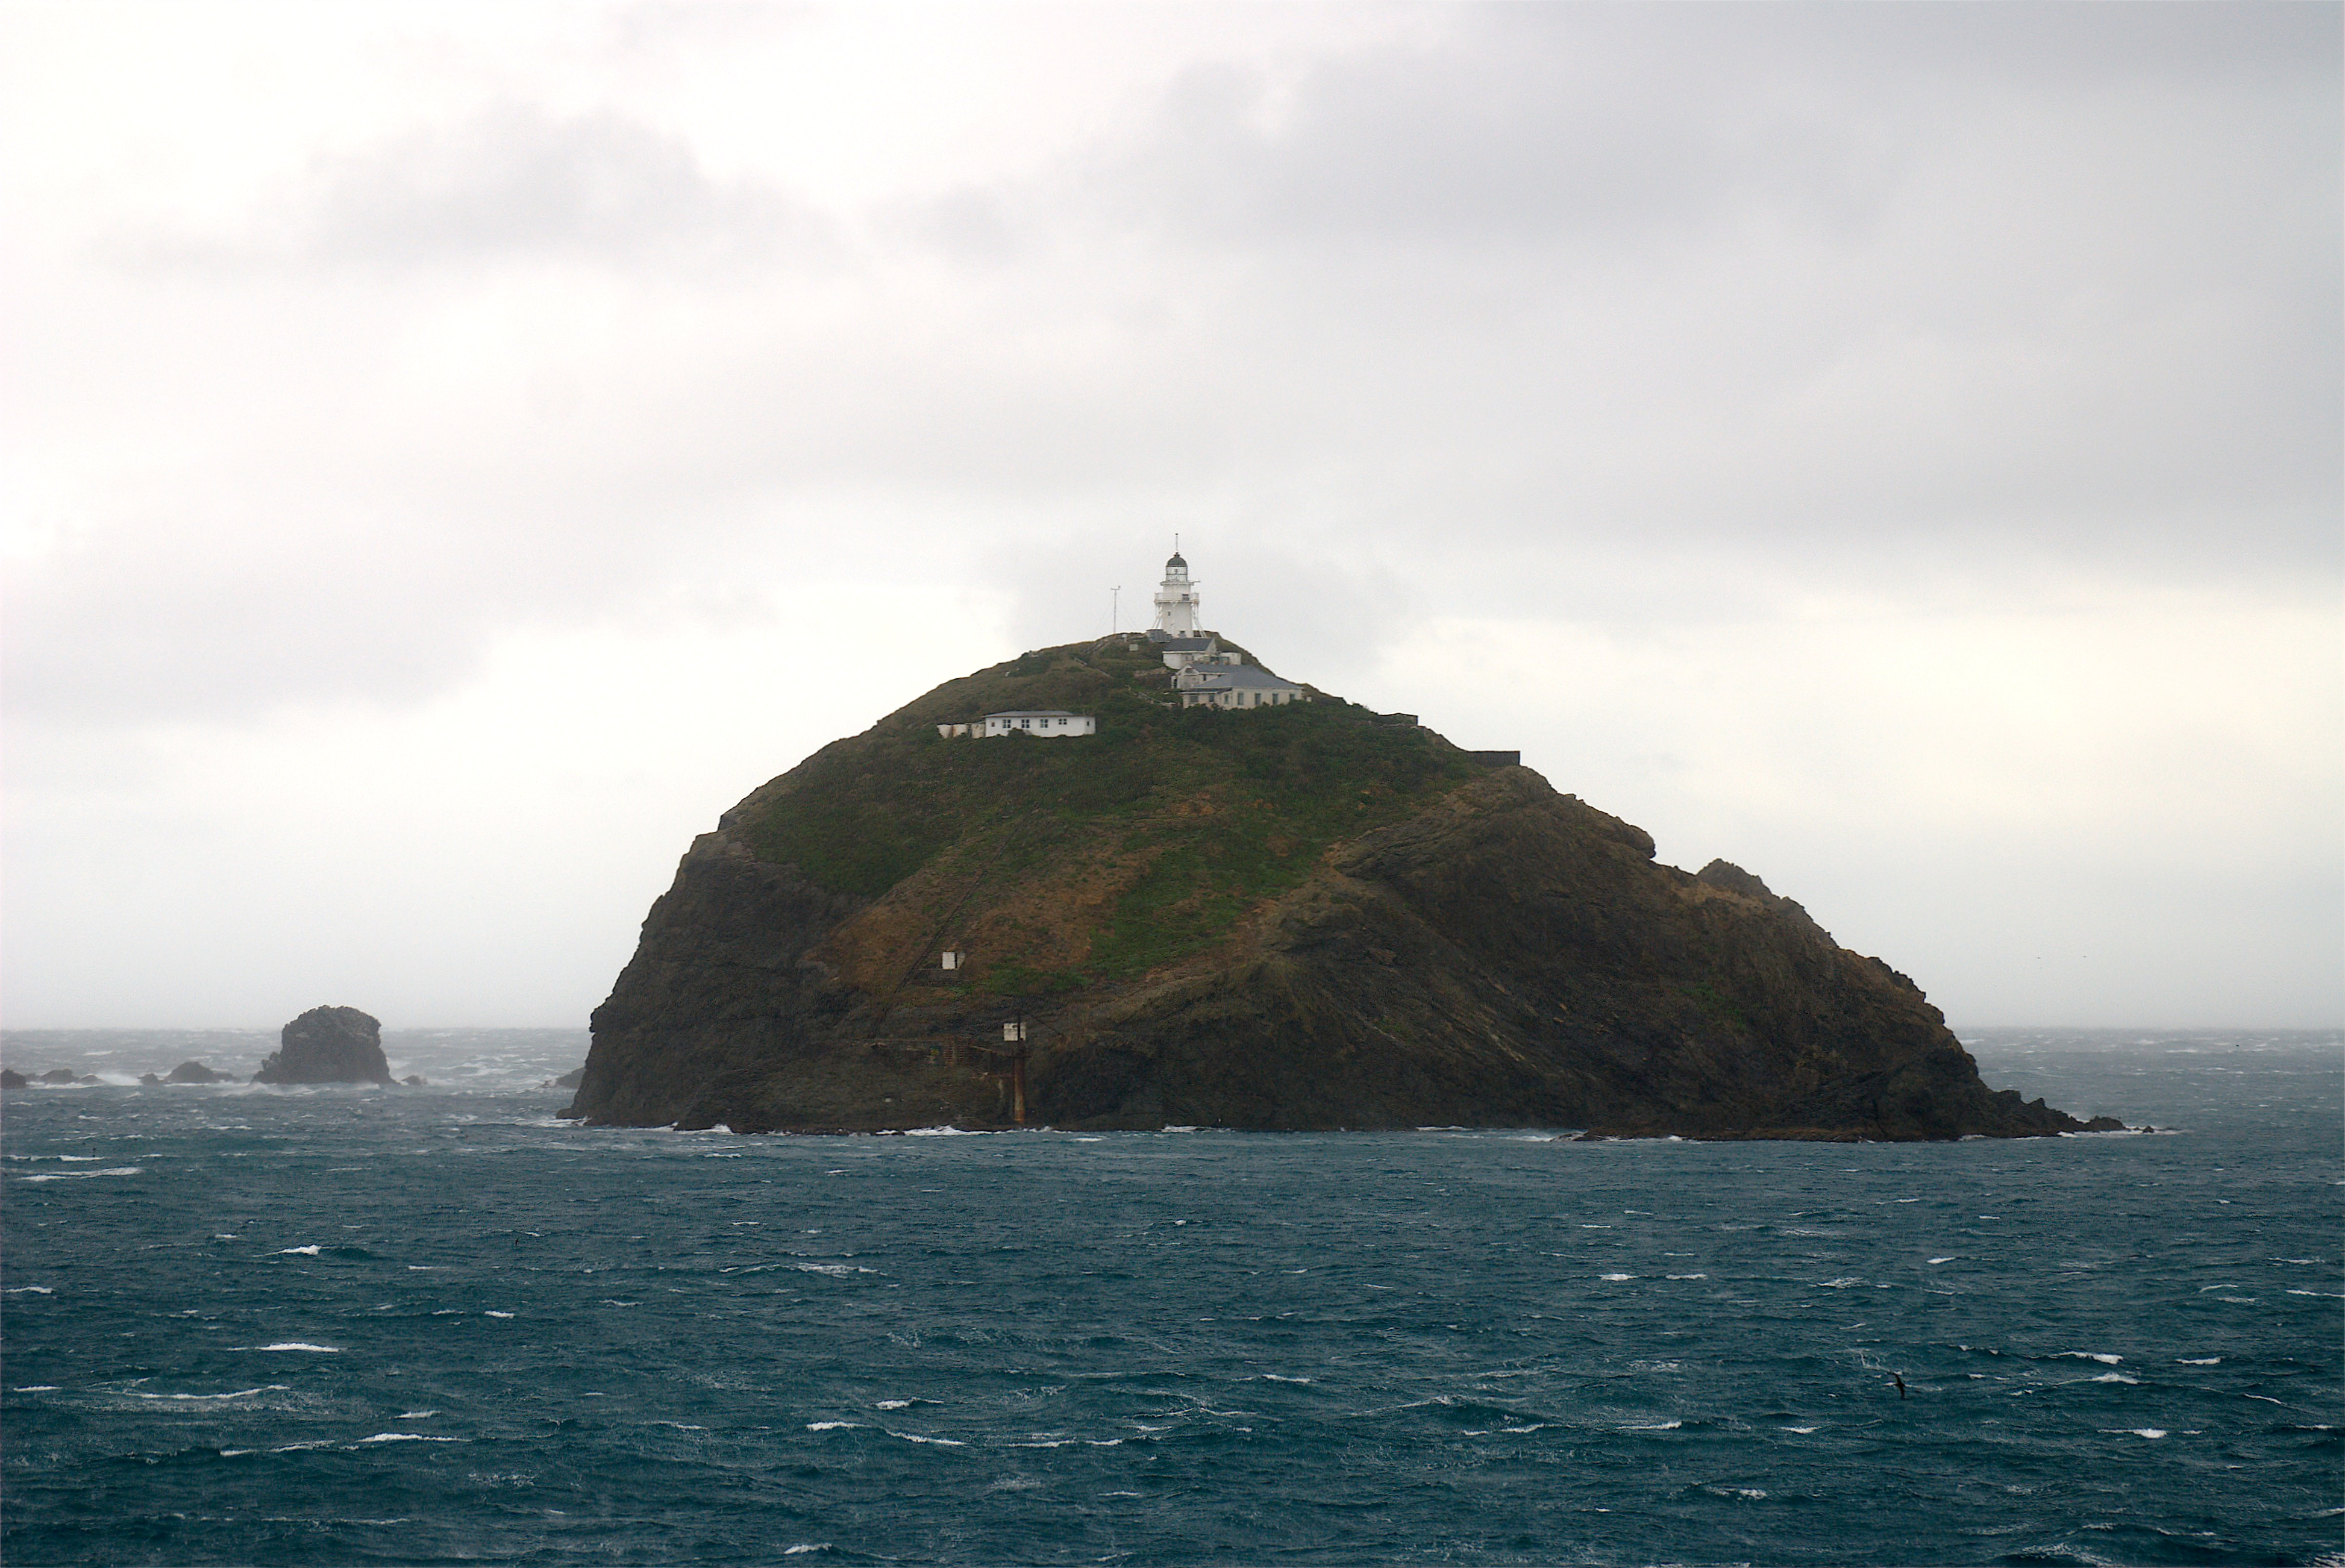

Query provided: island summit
[565,547,2120,1138]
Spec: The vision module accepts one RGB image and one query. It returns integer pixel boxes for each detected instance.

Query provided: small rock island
[254,1006,395,1085]
[568,549,2121,1139]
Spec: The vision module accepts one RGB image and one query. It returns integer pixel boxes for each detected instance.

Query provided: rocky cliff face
[568,640,2117,1139]
[254,1006,393,1085]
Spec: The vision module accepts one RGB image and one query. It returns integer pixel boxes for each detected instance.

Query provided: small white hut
[936,710,1098,739]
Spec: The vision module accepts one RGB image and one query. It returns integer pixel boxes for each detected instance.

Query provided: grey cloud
[298,102,832,268]
[21,4,2335,736]
[110,101,833,273]
[1088,4,2337,255]
[1095,41,1887,250]
[979,4,2338,570]
[1738,1,2340,89]
[5,519,499,727]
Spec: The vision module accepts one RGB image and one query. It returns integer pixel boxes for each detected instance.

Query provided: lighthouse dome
[1166,551,1188,570]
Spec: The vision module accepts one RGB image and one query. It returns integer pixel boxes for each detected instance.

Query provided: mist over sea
[3,1029,2337,1566]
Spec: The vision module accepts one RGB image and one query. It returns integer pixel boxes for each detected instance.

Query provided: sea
[1,1027,2337,1567]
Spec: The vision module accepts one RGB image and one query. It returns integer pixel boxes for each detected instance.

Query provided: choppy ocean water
[2,1028,2337,1567]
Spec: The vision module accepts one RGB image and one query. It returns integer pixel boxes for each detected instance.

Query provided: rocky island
[566,595,2119,1139]
[253,1006,395,1085]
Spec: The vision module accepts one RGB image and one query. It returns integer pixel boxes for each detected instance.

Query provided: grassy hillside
[733,636,1489,990]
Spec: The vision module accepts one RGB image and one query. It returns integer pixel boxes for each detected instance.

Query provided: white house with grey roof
[1174,663,1305,710]
[936,710,1097,739]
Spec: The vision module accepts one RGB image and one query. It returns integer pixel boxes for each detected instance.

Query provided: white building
[936,710,1098,739]
[1151,549,1200,636]
[1174,664,1306,710]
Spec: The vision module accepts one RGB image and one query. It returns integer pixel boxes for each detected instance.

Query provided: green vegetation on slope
[736,637,1488,982]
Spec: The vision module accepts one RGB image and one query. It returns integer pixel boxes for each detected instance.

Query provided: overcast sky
[5,1,2338,1031]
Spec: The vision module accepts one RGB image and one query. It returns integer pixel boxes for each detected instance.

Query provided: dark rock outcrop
[1,1069,27,1089]
[139,1073,164,1085]
[253,1007,393,1085]
[565,640,2121,1139]
[38,1069,77,1084]
[165,1060,230,1084]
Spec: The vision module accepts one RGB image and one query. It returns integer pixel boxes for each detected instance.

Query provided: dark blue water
[4,1029,2338,1566]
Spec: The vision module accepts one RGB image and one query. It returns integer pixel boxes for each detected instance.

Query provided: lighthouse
[1152,546,1200,636]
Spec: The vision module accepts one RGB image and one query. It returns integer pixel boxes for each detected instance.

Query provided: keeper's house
[1174,664,1306,710]
[936,710,1098,739]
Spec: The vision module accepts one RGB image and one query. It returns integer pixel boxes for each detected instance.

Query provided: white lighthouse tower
[1152,544,1200,636]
